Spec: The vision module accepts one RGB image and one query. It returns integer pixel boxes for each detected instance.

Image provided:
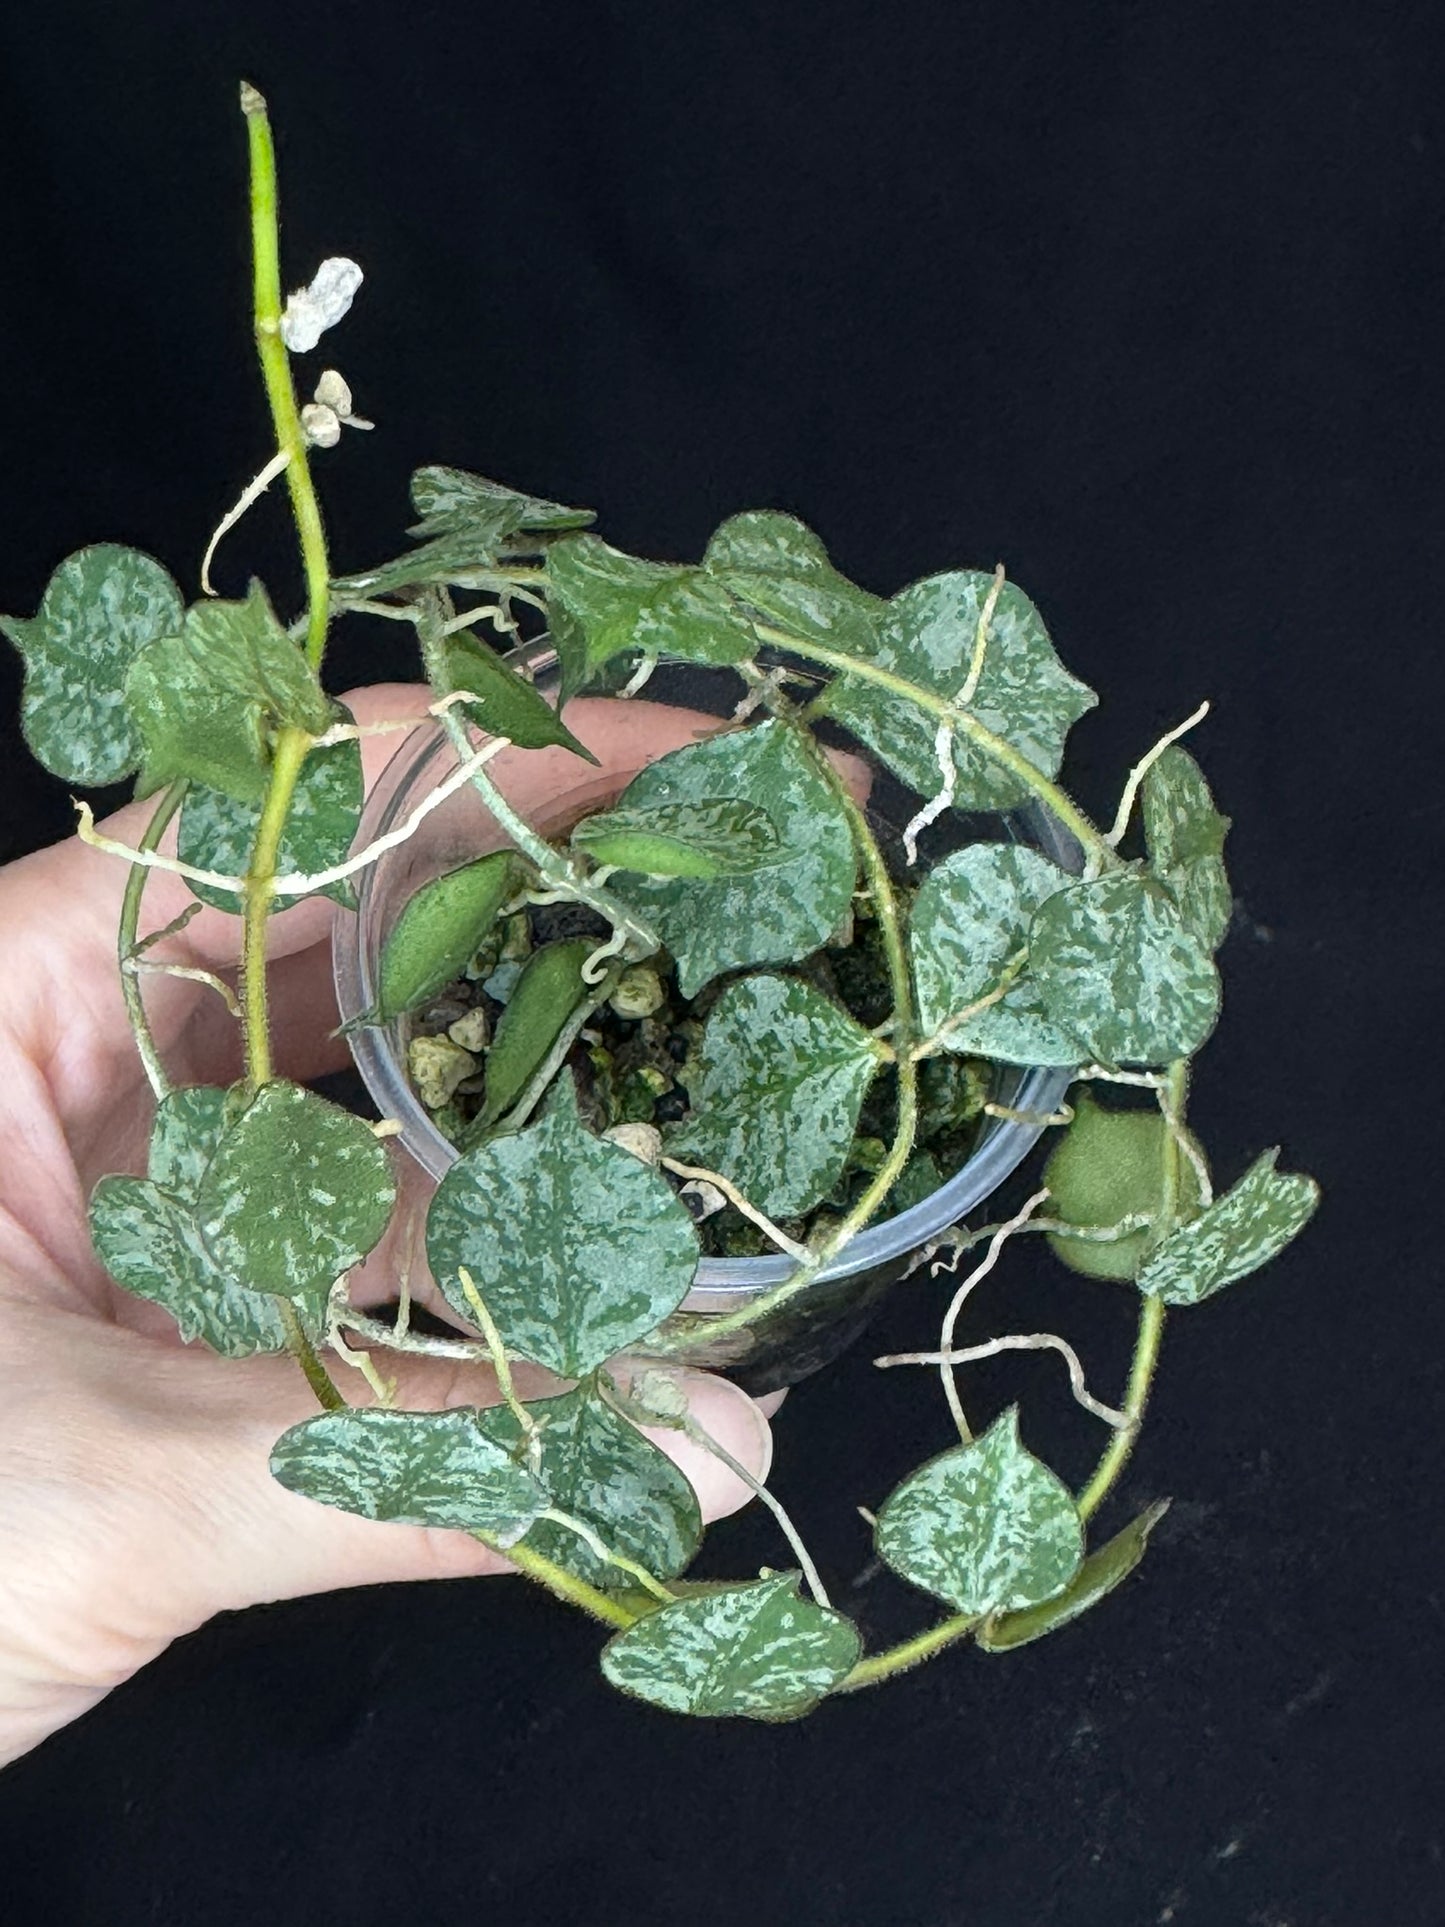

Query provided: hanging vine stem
[117,780,188,1100]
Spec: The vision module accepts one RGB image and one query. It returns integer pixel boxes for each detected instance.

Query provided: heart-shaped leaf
[572,797,784,880]
[876,1407,1083,1616]
[1141,745,1232,950]
[125,582,333,804]
[177,727,363,914]
[1028,869,1221,1067]
[977,1499,1171,1650]
[270,1407,547,1544]
[477,1382,702,1587]
[476,937,594,1128]
[666,974,884,1218]
[1138,1148,1319,1305]
[1,545,185,784]
[609,720,856,997]
[197,1080,397,1305]
[600,1572,861,1718]
[910,843,1078,1064]
[426,1082,699,1376]
[702,509,884,655]
[818,571,1097,809]
[363,850,516,1026]
[441,634,597,760]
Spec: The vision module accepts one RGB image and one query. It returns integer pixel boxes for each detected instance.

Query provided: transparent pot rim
[333,639,1079,1311]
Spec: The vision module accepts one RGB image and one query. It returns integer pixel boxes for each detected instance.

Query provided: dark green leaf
[1043,1092,1204,1281]
[910,843,1078,1064]
[477,1383,701,1587]
[197,1080,397,1305]
[600,1572,861,1718]
[125,582,333,804]
[876,1407,1083,1616]
[572,797,785,880]
[442,634,597,760]
[1141,746,1233,950]
[426,1082,699,1376]
[176,728,363,914]
[977,1499,1170,1650]
[408,466,593,538]
[818,571,1097,809]
[365,851,516,1025]
[667,974,884,1217]
[1138,1149,1319,1305]
[1,545,185,784]
[610,720,856,997]
[702,509,884,654]
[477,937,594,1127]
[546,534,757,700]
[270,1407,547,1543]
[1029,870,1221,1066]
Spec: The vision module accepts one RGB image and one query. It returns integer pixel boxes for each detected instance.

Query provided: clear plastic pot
[333,639,1077,1393]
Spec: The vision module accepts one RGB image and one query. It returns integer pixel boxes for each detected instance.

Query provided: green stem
[118,780,188,1099]
[476,1533,641,1630]
[240,724,312,1088]
[277,1299,346,1411]
[839,1612,980,1692]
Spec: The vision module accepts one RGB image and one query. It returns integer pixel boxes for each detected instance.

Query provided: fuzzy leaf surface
[0,544,184,784]
[1141,745,1233,950]
[910,843,1078,1064]
[442,634,596,759]
[477,937,594,1127]
[197,1080,397,1305]
[667,974,882,1218]
[609,720,855,997]
[270,1407,547,1543]
[1138,1149,1319,1305]
[335,468,593,596]
[977,1499,1170,1650]
[367,851,515,1024]
[702,509,884,654]
[876,1407,1083,1616]
[600,1573,861,1718]
[572,797,784,880]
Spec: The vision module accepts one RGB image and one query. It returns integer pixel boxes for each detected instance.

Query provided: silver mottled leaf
[702,509,884,654]
[1141,746,1232,950]
[571,797,785,880]
[977,1499,1170,1650]
[1138,1149,1319,1305]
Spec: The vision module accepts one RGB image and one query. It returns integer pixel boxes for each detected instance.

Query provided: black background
[0,4,1439,1923]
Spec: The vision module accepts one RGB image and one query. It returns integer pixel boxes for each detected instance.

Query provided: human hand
[0,686,775,1767]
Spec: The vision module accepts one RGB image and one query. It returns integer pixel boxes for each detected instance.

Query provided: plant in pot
[3,86,1318,1720]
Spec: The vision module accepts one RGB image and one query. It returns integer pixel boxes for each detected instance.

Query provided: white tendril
[874,1331,1132,1431]
[935,1187,1051,1441]
[1106,699,1212,848]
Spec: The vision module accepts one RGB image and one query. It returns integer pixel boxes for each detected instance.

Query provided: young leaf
[876,1407,1083,1616]
[817,571,1097,809]
[666,974,884,1218]
[476,937,594,1127]
[426,1083,699,1376]
[0,544,184,784]
[477,1383,702,1587]
[1043,1092,1205,1281]
[571,798,784,880]
[910,843,1078,1064]
[269,1407,547,1543]
[197,1080,397,1306]
[609,720,856,997]
[176,728,363,914]
[977,1499,1171,1651]
[366,851,515,1024]
[1138,1149,1319,1305]
[335,468,593,597]
[600,1572,861,1718]
[701,509,884,654]
[1028,869,1222,1066]
[545,533,757,699]
[442,633,597,760]
[125,582,333,804]
[1141,745,1233,951]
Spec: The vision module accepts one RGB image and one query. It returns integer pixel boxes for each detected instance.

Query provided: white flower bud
[281,257,363,353]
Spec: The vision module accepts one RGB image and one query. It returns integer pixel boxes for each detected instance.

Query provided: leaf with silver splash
[1141,745,1233,950]
[977,1499,1171,1650]
[571,797,784,880]
[702,509,884,655]
[1138,1148,1319,1305]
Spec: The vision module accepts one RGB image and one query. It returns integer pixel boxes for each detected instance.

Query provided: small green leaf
[1,545,185,784]
[336,468,594,597]
[269,1407,547,1543]
[1138,1149,1319,1305]
[176,728,363,914]
[610,720,856,997]
[876,1407,1083,1616]
[1029,869,1221,1066]
[197,1080,397,1306]
[667,974,883,1218]
[546,534,757,700]
[366,851,516,1025]
[1141,746,1233,950]
[426,1083,699,1376]
[702,509,884,654]
[442,634,597,760]
[1043,1092,1205,1281]
[977,1499,1171,1650]
[910,843,1078,1064]
[477,1383,702,1588]
[125,582,333,804]
[600,1572,861,1718]
[476,937,594,1127]
[572,798,784,880]
[818,571,1097,809]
